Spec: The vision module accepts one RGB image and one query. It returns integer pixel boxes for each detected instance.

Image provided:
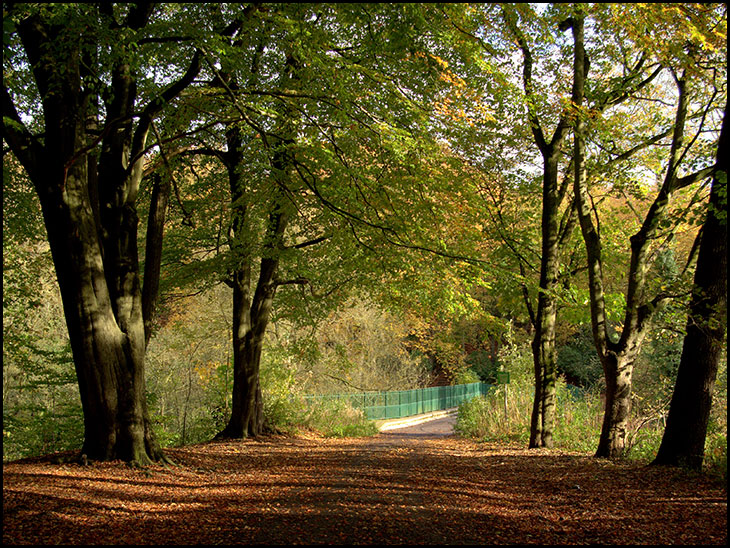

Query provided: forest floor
[3,418,727,545]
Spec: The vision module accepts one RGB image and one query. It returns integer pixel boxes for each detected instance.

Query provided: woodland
[2,0,728,488]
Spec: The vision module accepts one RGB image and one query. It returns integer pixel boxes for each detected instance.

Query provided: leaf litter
[3,430,726,545]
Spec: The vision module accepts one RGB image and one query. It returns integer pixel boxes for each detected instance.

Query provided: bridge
[305,381,491,425]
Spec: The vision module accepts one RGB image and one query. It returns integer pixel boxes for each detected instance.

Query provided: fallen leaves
[3,432,727,545]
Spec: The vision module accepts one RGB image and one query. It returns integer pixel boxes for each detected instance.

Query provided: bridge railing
[304,382,492,420]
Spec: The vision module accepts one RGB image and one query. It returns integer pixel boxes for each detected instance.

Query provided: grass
[455,377,727,483]
[263,392,379,438]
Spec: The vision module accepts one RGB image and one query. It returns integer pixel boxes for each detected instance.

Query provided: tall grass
[263,392,379,438]
[455,357,727,482]
[454,377,602,452]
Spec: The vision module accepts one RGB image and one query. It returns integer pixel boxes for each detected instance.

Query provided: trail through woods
[3,417,727,545]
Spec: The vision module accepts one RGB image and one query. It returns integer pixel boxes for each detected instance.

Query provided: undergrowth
[455,378,727,482]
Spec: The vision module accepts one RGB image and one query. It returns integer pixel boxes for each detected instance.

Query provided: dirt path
[3,421,727,545]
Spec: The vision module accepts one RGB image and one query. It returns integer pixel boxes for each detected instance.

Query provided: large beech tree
[1,3,241,462]
[216,48,303,439]
[153,3,482,439]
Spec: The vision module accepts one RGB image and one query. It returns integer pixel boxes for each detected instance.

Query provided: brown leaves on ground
[3,430,727,545]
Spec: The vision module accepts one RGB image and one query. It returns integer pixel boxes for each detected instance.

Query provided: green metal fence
[305,382,492,421]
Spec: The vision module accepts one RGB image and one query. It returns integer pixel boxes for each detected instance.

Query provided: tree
[572,3,726,458]
[1,3,237,463]
[652,97,727,470]
[216,42,305,439]
[151,3,484,438]
[499,4,587,449]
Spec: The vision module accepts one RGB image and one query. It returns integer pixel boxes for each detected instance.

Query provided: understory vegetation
[4,273,726,482]
[455,339,728,480]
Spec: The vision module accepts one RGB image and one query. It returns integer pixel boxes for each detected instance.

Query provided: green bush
[263,394,378,438]
[557,325,603,388]
[553,380,602,453]
[625,424,665,462]
[465,350,499,383]
[3,400,84,461]
[454,395,494,439]
[302,398,378,437]
[454,385,532,444]
[705,433,727,483]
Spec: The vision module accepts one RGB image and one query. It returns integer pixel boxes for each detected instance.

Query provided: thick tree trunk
[3,5,202,463]
[594,350,637,458]
[217,259,280,439]
[216,275,270,439]
[652,102,728,470]
[215,50,298,440]
[35,157,160,463]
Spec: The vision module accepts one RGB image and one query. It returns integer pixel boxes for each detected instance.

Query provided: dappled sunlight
[4,429,726,544]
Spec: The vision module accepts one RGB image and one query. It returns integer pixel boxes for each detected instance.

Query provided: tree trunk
[142,172,172,344]
[33,146,161,463]
[503,8,577,450]
[571,14,640,459]
[3,5,200,463]
[652,101,728,470]
[215,49,299,439]
[216,271,271,439]
[529,156,562,449]
[594,350,638,458]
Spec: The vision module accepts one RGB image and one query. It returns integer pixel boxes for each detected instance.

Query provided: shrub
[705,433,727,483]
[553,380,602,453]
[3,401,84,461]
[454,385,532,444]
[557,325,603,388]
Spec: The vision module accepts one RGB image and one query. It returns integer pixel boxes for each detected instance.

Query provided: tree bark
[572,38,719,457]
[217,186,288,439]
[3,5,200,463]
[529,154,562,449]
[594,349,639,458]
[652,100,727,470]
[215,47,300,439]
[503,8,582,449]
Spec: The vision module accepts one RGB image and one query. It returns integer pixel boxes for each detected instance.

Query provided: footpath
[374,407,458,432]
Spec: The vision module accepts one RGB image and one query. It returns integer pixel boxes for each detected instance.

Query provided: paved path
[381,413,457,437]
[375,408,458,435]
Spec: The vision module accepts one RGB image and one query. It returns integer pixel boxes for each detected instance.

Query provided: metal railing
[305,382,492,420]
